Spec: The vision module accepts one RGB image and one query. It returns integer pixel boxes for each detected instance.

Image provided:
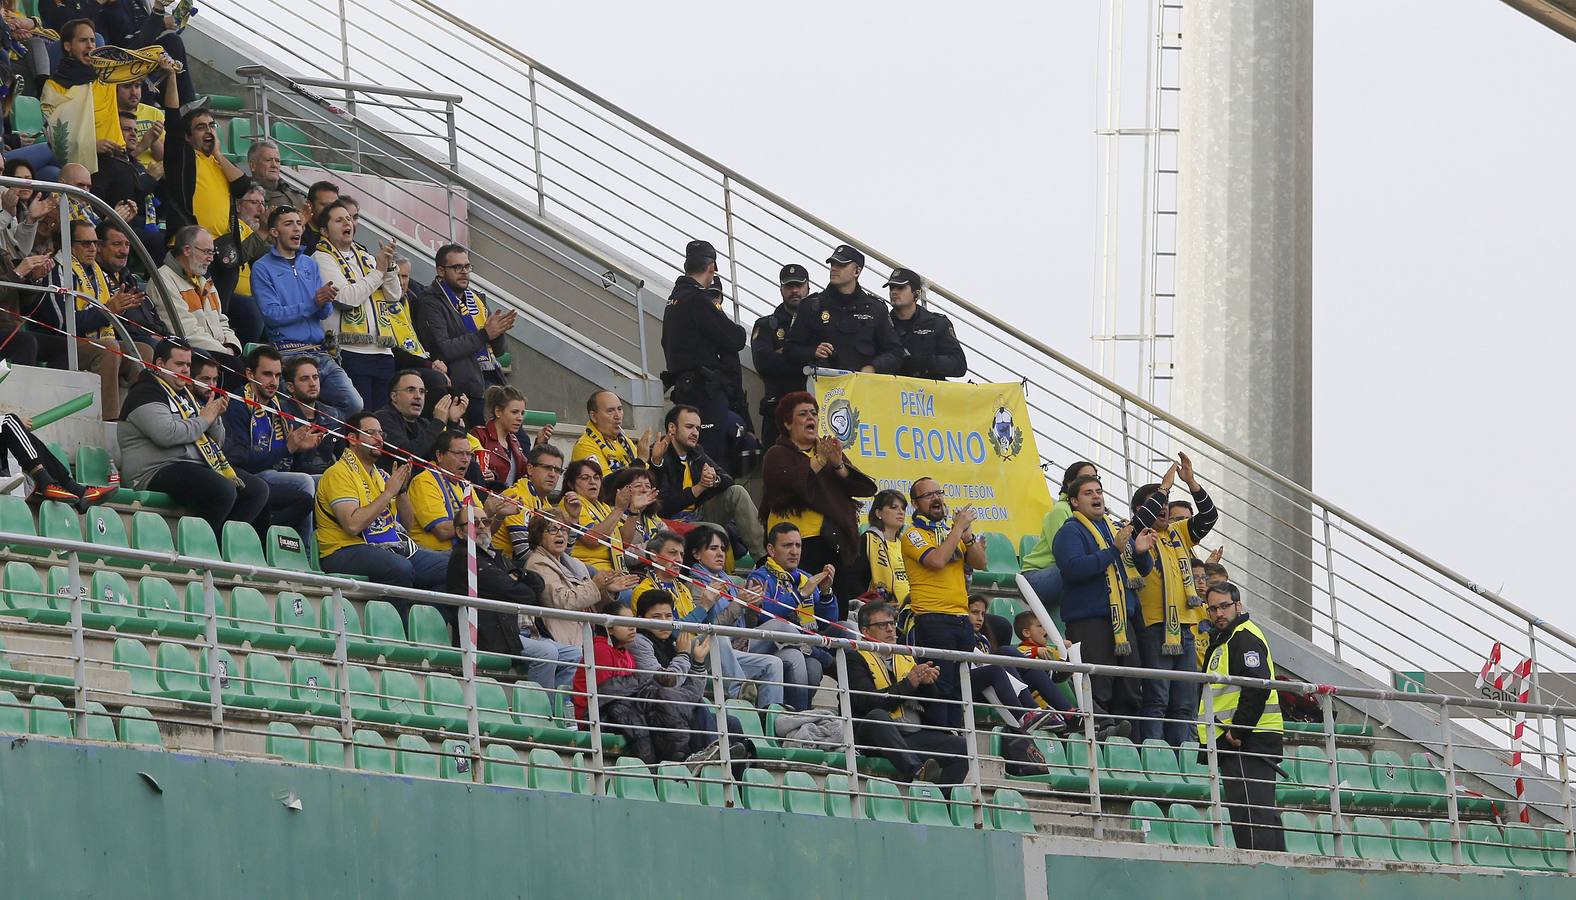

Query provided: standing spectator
[1052,475,1154,728]
[41,20,167,173]
[313,200,420,406]
[246,140,304,213]
[660,239,745,464]
[471,384,550,492]
[885,267,966,379]
[220,345,317,536]
[743,522,837,710]
[650,403,764,560]
[1019,461,1098,611]
[843,601,969,785]
[901,477,988,729]
[97,222,170,351]
[299,181,338,250]
[571,389,660,473]
[153,225,243,378]
[0,411,113,509]
[92,0,198,101]
[414,243,512,428]
[115,80,164,175]
[253,206,362,415]
[1198,582,1286,851]
[1130,452,1219,746]
[784,244,903,375]
[496,443,567,559]
[118,339,270,534]
[862,488,912,614]
[90,112,159,235]
[278,355,344,477]
[313,411,450,612]
[210,184,268,347]
[760,391,877,615]
[373,369,469,469]
[159,76,248,241]
[750,262,810,446]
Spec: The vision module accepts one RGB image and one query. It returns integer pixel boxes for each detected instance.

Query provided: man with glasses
[1197,582,1285,851]
[254,206,362,415]
[843,600,969,785]
[373,369,471,473]
[409,429,515,552]
[901,477,989,729]
[153,225,243,374]
[416,244,515,428]
[495,443,565,558]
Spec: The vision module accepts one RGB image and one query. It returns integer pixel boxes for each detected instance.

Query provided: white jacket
[155,260,237,354]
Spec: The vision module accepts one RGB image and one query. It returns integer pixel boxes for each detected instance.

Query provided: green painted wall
[0,740,1025,899]
[1044,855,1571,899]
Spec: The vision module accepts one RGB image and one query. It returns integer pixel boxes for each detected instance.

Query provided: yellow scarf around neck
[1072,510,1137,656]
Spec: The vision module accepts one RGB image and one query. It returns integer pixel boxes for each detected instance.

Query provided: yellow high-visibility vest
[1197,618,1284,742]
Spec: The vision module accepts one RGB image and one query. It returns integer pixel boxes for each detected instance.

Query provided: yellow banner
[814,373,1052,547]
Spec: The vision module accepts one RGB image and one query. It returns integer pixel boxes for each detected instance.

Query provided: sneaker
[684,740,722,765]
[1020,709,1067,735]
[1095,719,1133,742]
[76,485,115,512]
[912,758,942,784]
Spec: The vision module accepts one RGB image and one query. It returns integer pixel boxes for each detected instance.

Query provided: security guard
[660,239,746,465]
[751,263,812,445]
[784,244,903,375]
[885,268,967,379]
[1197,582,1286,851]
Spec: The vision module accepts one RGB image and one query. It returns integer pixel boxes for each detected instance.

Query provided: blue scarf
[439,282,497,371]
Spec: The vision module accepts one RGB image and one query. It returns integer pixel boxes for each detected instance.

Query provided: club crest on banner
[989,402,1025,461]
[821,388,861,449]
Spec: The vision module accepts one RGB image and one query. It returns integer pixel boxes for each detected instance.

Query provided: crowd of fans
[0,14,1238,782]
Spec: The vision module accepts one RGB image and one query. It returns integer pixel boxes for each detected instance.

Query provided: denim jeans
[254,469,315,538]
[281,348,363,416]
[747,618,825,711]
[321,543,449,622]
[911,612,977,729]
[339,352,396,415]
[1136,621,1198,746]
[710,638,784,709]
[518,633,582,689]
[1021,565,1064,609]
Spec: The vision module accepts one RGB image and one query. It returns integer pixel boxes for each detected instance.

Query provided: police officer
[1197,582,1286,851]
[784,244,903,375]
[751,263,811,446]
[885,267,967,379]
[661,239,746,465]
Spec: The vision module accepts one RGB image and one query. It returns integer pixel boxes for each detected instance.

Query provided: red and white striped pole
[1508,656,1534,823]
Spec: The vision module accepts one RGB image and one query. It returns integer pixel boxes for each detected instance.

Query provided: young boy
[961,597,1067,734]
[1014,611,1078,713]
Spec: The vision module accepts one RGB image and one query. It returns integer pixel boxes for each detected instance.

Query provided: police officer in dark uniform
[751,262,812,446]
[660,239,746,466]
[784,244,904,375]
[885,267,967,379]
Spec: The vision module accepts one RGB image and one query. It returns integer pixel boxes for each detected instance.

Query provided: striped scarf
[1072,510,1141,656]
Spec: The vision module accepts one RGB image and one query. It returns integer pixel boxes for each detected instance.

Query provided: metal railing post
[443,100,460,242]
[711,650,735,807]
[526,66,546,217]
[958,662,985,829]
[1441,697,1463,864]
[1078,672,1105,839]
[1526,623,1548,764]
[1117,396,1135,495]
[1321,692,1344,857]
[1203,692,1225,848]
[634,280,649,377]
[834,648,861,811]
[1557,713,1573,874]
[580,622,605,795]
[60,212,77,371]
[333,589,352,770]
[721,175,740,322]
[66,550,85,731]
[1320,509,1342,663]
[203,570,223,753]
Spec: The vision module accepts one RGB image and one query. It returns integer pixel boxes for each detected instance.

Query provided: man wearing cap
[660,239,747,465]
[886,268,968,380]
[751,262,812,446]
[785,245,903,376]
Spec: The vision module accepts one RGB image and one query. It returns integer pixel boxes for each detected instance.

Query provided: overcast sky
[437,0,1576,634]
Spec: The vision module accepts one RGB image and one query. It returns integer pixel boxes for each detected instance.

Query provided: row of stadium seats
[0,691,162,746]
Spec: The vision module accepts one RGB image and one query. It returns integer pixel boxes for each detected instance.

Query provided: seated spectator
[1009,610,1077,717]
[1020,461,1097,611]
[97,222,171,350]
[446,497,544,664]
[220,345,317,535]
[30,217,143,420]
[571,388,659,473]
[373,369,469,470]
[783,244,903,375]
[189,353,221,401]
[278,355,344,476]
[1052,474,1154,730]
[246,140,304,213]
[209,184,267,346]
[902,476,989,730]
[496,443,567,559]
[749,262,811,447]
[471,384,550,492]
[571,463,665,572]
[0,161,55,264]
[253,206,361,415]
[0,412,112,509]
[312,200,420,406]
[960,596,1070,733]
[631,589,750,763]
[862,488,912,616]
[660,239,746,464]
[154,225,243,379]
[650,403,764,560]
[408,428,480,552]
[683,523,787,709]
[742,523,837,711]
[524,513,633,674]
[760,391,878,614]
[0,226,46,367]
[313,411,450,615]
[884,268,967,379]
[118,339,270,534]
[414,243,512,428]
[843,600,969,785]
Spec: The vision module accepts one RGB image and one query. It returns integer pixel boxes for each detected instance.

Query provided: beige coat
[524,548,608,645]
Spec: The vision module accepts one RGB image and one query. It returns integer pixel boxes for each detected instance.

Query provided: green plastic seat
[1391,818,1440,864]
[175,516,222,562]
[395,734,440,779]
[1504,825,1555,871]
[74,446,110,485]
[363,600,424,664]
[407,604,462,667]
[2,560,67,624]
[38,500,81,548]
[27,694,72,738]
[1168,803,1213,846]
[268,722,310,763]
[381,670,441,730]
[423,674,469,732]
[483,744,527,787]
[353,729,396,773]
[569,753,596,795]
[0,689,26,733]
[945,785,985,828]
[987,596,1023,622]
[272,121,315,166]
[264,526,312,573]
[1405,753,1450,814]
[289,657,341,718]
[11,94,42,135]
[309,725,346,766]
[1465,823,1513,869]
[154,641,209,703]
[0,495,44,556]
[81,701,118,741]
[117,706,163,746]
[611,757,660,801]
[970,530,1020,586]
[1003,734,1086,793]
[1352,816,1399,861]
[0,632,71,692]
[511,681,554,725]
[219,586,288,652]
[346,665,391,724]
[1541,828,1572,869]
[823,773,857,818]
[247,652,311,714]
[221,521,267,568]
[1369,749,1417,810]
[181,581,226,635]
[273,591,334,654]
[137,576,201,638]
[1281,810,1321,855]
[1139,739,1205,800]
[319,596,380,661]
[1336,748,1385,809]
[113,638,163,697]
[862,778,906,822]
[225,115,253,156]
[82,507,133,567]
[780,770,824,816]
[439,738,474,781]
[1019,534,1041,560]
[476,678,534,741]
[907,782,954,826]
[83,570,137,633]
[1276,744,1333,807]
[657,763,702,805]
[526,747,572,792]
[129,511,182,573]
[687,764,724,807]
[1130,799,1172,843]
[1100,736,1152,799]
[740,767,784,812]
[208,648,266,710]
[991,788,1036,833]
[1316,814,1351,857]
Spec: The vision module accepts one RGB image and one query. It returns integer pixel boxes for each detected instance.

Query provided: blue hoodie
[1051,513,1152,625]
[746,561,837,629]
[254,247,331,351]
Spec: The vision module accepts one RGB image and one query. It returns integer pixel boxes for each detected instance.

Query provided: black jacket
[650,442,734,518]
[91,150,160,228]
[844,649,925,721]
[373,407,443,468]
[414,280,505,400]
[892,307,967,379]
[784,285,903,374]
[278,397,345,477]
[660,275,746,383]
[450,543,546,656]
[750,301,805,406]
[1202,612,1284,757]
[104,266,173,347]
